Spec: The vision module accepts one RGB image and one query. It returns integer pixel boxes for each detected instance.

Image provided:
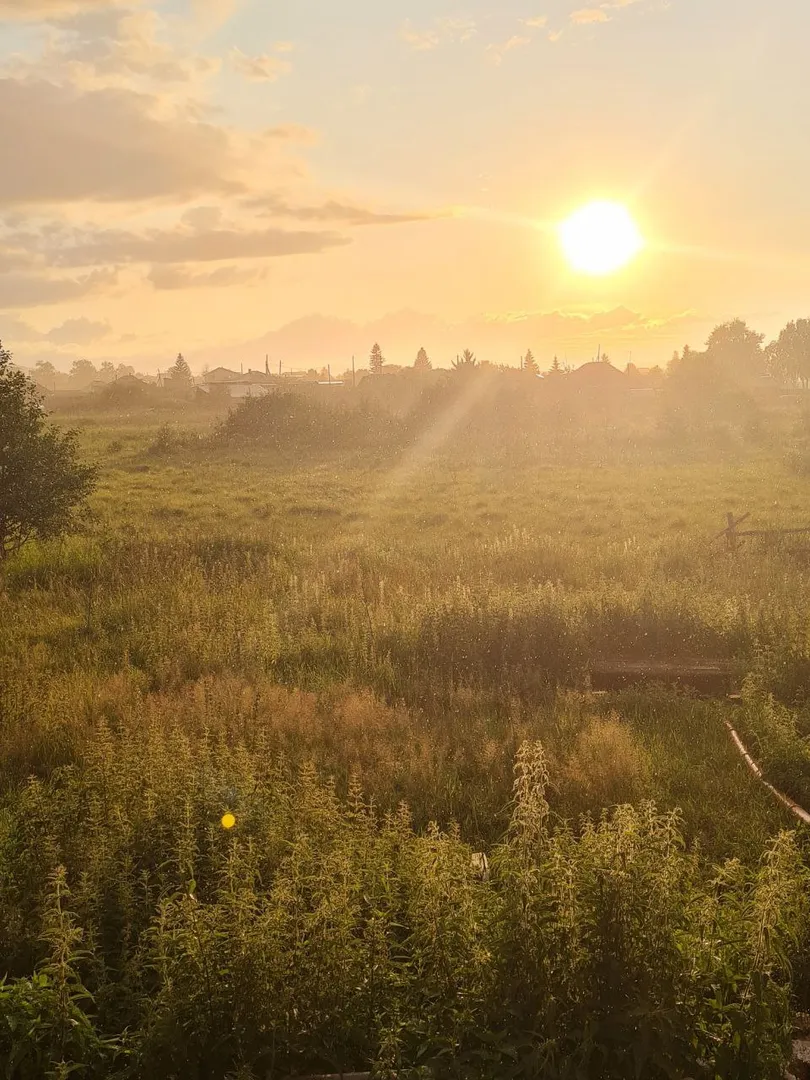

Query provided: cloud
[229,47,292,82]
[40,223,349,266]
[0,0,119,18]
[30,8,222,87]
[0,314,41,342]
[245,193,440,227]
[0,77,241,204]
[147,264,267,290]
[523,16,548,28]
[571,8,610,24]
[45,316,110,344]
[399,17,476,51]
[0,268,116,309]
[487,35,531,65]
[398,22,441,50]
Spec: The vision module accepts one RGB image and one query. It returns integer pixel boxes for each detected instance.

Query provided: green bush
[0,736,805,1078]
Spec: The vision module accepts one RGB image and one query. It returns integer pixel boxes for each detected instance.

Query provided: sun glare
[559,201,644,275]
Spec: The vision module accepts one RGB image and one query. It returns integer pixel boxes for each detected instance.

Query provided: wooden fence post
[726,512,737,552]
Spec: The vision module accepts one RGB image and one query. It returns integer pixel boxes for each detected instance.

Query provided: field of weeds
[3,404,810,1077]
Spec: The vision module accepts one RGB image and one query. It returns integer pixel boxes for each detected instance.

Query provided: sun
[558,201,644,275]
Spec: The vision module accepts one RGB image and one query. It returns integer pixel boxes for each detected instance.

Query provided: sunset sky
[1,0,808,372]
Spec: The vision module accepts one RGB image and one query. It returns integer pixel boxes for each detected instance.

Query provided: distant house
[202,367,241,386]
[114,374,147,390]
[568,361,627,391]
[200,369,282,399]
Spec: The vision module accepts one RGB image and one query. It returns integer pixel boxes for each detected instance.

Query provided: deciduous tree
[0,344,97,561]
[767,319,810,388]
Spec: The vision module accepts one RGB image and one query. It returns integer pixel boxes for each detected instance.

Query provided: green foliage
[0,344,97,561]
[168,353,193,384]
[522,349,539,376]
[767,319,810,388]
[214,391,401,453]
[0,735,804,1079]
[370,343,385,375]
[452,349,478,371]
[3,406,810,1074]
[0,868,120,1078]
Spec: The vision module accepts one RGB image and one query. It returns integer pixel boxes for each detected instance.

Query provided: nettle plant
[0,736,806,1079]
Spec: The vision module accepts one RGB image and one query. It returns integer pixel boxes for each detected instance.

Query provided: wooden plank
[589,659,732,694]
[738,527,810,537]
[590,659,731,675]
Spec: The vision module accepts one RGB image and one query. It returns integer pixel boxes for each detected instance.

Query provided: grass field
[3,401,810,1077]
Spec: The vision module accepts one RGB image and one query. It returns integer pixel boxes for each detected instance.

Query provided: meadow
[3,395,810,1077]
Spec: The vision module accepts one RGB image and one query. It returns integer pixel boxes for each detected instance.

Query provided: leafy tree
[704,319,765,383]
[99,361,116,381]
[169,352,193,383]
[369,343,384,375]
[523,350,539,376]
[69,358,97,387]
[34,360,58,381]
[767,319,810,388]
[0,343,97,561]
[452,349,478,371]
[414,347,432,371]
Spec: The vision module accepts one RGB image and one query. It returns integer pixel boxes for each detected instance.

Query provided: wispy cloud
[571,8,610,25]
[148,264,267,290]
[46,316,110,344]
[399,17,477,51]
[570,0,655,26]
[522,16,548,29]
[0,0,117,18]
[486,35,531,65]
[229,47,292,82]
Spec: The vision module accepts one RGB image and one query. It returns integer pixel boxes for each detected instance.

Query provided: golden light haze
[1,0,809,371]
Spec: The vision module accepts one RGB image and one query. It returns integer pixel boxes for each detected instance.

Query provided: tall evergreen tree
[369,343,384,375]
[414,347,432,371]
[452,349,478,371]
[523,350,539,376]
[169,353,193,383]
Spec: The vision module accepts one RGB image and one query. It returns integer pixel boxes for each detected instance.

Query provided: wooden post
[726,512,737,552]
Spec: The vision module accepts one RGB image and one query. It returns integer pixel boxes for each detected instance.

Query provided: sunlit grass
[2,405,810,1074]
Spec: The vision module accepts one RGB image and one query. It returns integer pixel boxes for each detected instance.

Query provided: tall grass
[3,411,810,1073]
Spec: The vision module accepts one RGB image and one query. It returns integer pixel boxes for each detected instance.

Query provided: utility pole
[328,364,332,386]
[352,354,356,388]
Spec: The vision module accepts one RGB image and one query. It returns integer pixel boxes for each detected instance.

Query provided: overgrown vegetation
[4,390,810,1075]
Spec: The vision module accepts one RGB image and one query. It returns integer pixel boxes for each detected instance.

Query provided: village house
[200,367,283,399]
